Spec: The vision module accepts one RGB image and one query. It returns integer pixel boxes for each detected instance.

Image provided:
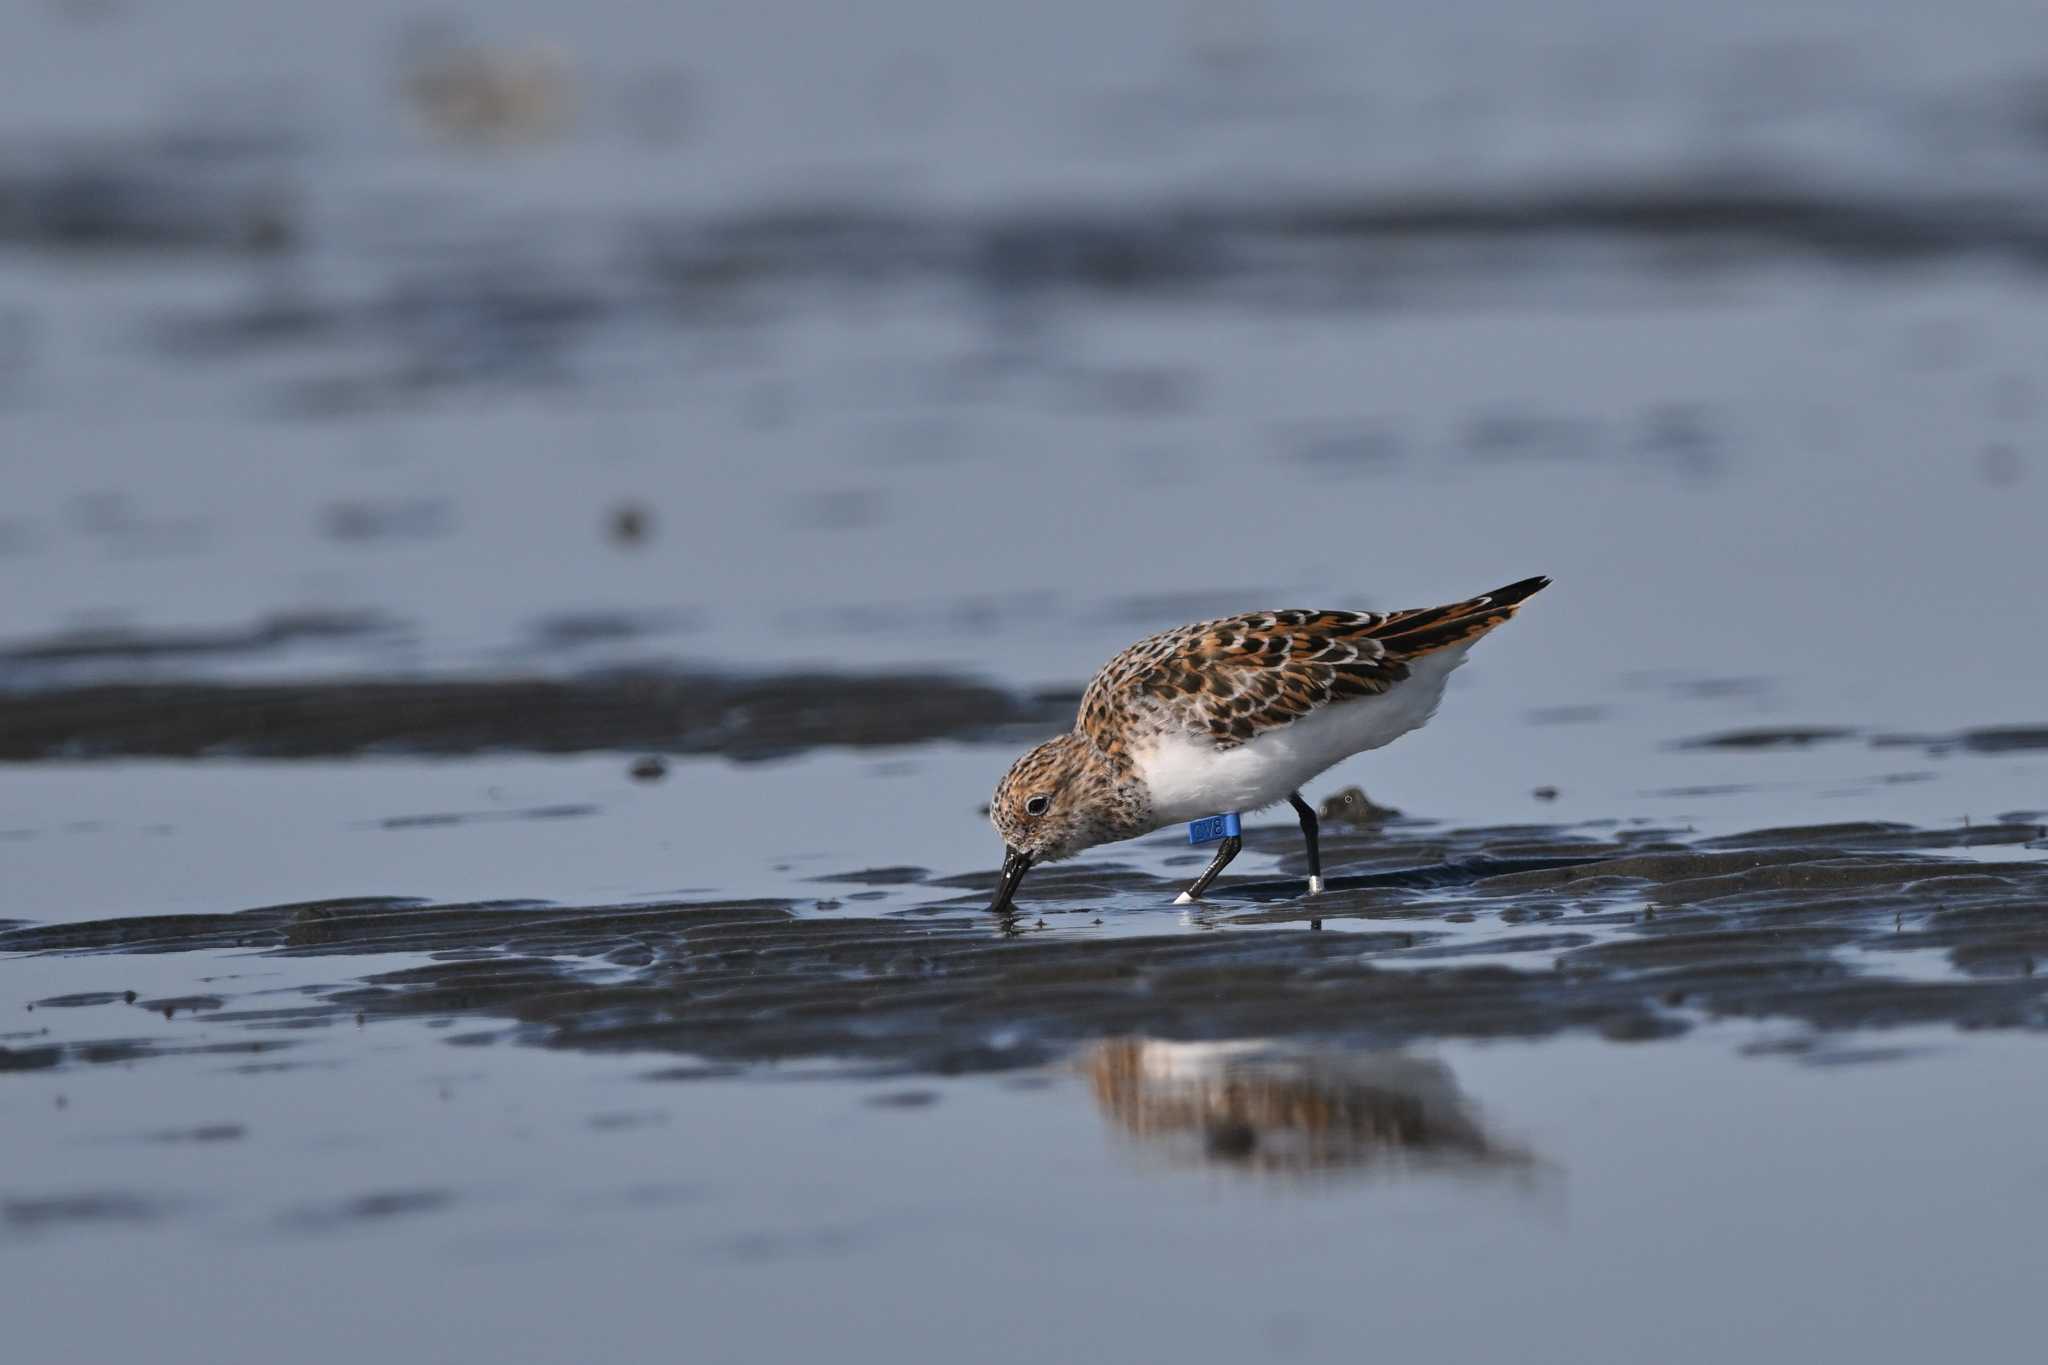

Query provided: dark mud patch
[375,804,600,831]
[630,181,2048,310]
[1675,726,1860,750]
[1695,820,2046,851]
[28,1037,300,1070]
[1876,725,2048,755]
[808,866,932,887]
[137,995,226,1018]
[138,1124,248,1145]
[0,139,294,255]
[0,669,1070,760]
[0,1044,63,1072]
[280,1189,455,1233]
[0,610,395,675]
[31,991,137,1009]
[6,822,2046,1079]
[3,1192,167,1232]
[526,610,698,649]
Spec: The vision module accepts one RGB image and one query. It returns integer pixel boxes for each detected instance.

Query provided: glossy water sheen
[5,2,2048,1360]
[3,995,2043,1364]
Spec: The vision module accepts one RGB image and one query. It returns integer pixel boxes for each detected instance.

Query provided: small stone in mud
[1533,786,1560,801]
[1318,786,1399,824]
[609,501,652,546]
[629,754,669,781]
[1205,1121,1258,1159]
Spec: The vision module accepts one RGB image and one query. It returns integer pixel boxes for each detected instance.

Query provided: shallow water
[6,1,2048,1359]
[7,1003,2047,1365]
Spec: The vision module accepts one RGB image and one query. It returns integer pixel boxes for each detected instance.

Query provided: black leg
[1174,836,1242,904]
[1289,791,1323,895]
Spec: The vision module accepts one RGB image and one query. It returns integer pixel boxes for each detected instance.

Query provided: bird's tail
[1371,575,1552,658]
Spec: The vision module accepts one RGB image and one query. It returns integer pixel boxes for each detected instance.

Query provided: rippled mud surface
[10,818,2047,1086]
[8,810,2048,1365]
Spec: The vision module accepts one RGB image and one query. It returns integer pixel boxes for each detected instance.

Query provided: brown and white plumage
[986,576,1550,912]
[1077,576,1551,759]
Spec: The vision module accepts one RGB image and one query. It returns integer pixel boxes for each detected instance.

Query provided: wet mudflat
[10,1,2048,1361]
[7,738,2046,1365]
[7,942,2048,1364]
[8,816,2048,1075]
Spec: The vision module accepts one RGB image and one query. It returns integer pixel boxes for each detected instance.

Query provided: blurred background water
[4,3,2047,1361]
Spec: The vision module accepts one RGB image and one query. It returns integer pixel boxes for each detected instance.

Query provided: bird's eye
[1025,794,1051,816]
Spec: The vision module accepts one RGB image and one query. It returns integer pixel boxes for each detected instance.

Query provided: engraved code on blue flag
[1187,812,1242,845]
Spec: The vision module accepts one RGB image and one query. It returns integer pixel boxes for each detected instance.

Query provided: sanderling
[986,575,1550,914]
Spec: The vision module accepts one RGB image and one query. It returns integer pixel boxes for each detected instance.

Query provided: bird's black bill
[987,846,1034,916]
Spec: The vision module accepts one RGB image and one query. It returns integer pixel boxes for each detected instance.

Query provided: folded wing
[1079,576,1550,754]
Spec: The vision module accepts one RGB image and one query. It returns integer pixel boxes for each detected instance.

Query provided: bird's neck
[1070,731,1154,843]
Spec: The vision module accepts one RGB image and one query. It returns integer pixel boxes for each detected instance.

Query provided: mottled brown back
[1077,576,1549,757]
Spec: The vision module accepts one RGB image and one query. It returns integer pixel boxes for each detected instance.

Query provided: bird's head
[985,732,1132,914]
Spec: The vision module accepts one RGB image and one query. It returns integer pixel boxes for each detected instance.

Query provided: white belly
[1131,644,1470,828]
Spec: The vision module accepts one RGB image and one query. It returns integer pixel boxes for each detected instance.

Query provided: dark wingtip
[1486,575,1552,607]
[1375,575,1552,658]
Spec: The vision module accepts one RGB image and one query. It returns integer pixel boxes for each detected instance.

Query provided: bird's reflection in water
[1080,1037,1533,1179]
